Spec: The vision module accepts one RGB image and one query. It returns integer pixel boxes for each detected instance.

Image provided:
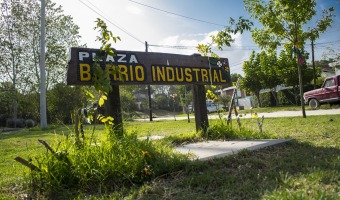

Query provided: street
[136,108,340,121]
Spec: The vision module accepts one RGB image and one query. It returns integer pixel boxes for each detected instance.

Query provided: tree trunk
[255,92,261,107]
[271,89,278,107]
[293,85,299,105]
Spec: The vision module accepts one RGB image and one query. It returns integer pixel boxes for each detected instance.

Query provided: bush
[0,114,8,127]
[5,118,34,128]
[259,91,276,107]
[15,118,25,128]
[28,131,189,198]
[277,88,297,105]
[203,121,275,140]
[25,119,36,128]
[6,118,15,128]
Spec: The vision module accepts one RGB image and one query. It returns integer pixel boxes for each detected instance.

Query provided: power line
[315,39,340,45]
[150,44,261,51]
[150,38,340,51]
[149,44,196,50]
[127,0,225,27]
[78,0,144,45]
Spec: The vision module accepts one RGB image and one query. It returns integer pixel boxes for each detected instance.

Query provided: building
[217,86,253,110]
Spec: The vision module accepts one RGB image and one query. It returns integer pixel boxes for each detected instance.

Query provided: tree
[217,93,231,111]
[306,7,334,88]
[258,51,281,105]
[0,0,81,121]
[120,85,138,113]
[197,17,253,56]
[230,73,240,84]
[243,0,334,117]
[322,49,340,72]
[240,51,264,107]
[0,82,14,123]
[177,85,192,113]
[0,0,28,120]
[47,83,88,124]
[24,0,81,92]
[277,48,313,104]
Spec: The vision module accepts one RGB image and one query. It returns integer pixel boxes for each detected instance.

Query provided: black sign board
[67,48,231,85]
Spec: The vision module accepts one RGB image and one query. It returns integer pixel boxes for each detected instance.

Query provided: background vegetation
[0,114,339,199]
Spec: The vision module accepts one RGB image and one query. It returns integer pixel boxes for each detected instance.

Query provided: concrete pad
[175,139,291,161]
[139,135,165,140]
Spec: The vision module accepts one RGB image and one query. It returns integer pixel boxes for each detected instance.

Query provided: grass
[124,120,196,137]
[1,111,340,199]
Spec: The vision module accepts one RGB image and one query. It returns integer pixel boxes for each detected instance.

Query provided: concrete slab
[139,135,165,140]
[175,139,291,161]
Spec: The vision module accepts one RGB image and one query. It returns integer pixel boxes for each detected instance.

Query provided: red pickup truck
[303,75,340,109]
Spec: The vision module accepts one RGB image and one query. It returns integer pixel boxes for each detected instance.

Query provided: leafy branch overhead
[92,18,121,94]
[197,17,253,56]
[243,0,335,50]
[94,18,121,56]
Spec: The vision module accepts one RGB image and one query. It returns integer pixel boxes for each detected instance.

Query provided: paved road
[234,108,340,119]
[136,108,340,121]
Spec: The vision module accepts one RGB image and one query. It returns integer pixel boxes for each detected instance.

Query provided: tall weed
[203,121,275,140]
[29,131,189,198]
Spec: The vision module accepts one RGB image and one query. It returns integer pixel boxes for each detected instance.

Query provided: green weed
[2,114,340,199]
[25,130,189,198]
[203,121,275,140]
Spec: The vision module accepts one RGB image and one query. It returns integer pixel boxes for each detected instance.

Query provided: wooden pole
[106,85,123,134]
[192,85,208,133]
[227,80,239,125]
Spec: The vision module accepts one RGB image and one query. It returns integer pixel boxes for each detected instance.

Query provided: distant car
[206,101,223,113]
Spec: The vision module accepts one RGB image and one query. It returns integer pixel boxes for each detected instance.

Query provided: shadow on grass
[0,124,134,141]
[0,125,104,140]
[135,140,340,199]
[0,128,67,141]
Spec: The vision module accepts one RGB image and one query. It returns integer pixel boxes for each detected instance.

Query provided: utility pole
[40,0,47,129]
[311,39,316,89]
[145,41,153,121]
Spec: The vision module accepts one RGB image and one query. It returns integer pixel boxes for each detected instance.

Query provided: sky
[52,0,340,75]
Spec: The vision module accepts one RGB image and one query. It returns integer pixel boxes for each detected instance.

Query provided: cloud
[126,6,143,15]
[155,31,253,75]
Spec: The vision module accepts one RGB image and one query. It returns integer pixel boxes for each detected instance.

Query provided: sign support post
[105,85,123,134]
[193,85,209,133]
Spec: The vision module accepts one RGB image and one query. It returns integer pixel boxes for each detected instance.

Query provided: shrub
[203,121,275,140]
[25,119,36,128]
[15,118,25,128]
[204,122,236,140]
[0,114,8,127]
[259,91,274,107]
[5,118,25,128]
[277,88,299,106]
[6,118,15,128]
[28,131,189,198]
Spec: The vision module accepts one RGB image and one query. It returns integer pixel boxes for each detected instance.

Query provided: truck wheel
[309,99,320,109]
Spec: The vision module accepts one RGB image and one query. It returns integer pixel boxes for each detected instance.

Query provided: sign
[67,47,230,85]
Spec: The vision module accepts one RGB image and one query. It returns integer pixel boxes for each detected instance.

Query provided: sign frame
[67,47,231,86]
